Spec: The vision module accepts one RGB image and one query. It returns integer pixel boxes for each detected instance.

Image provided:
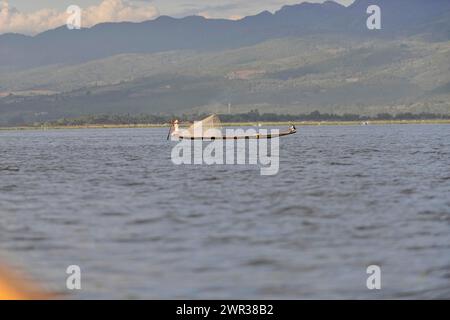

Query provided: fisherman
[173,120,179,133]
[168,119,180,140]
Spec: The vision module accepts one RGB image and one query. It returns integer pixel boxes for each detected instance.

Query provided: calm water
[1,125,450,299]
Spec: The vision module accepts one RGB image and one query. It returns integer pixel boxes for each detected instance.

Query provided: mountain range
[1,0,450,125]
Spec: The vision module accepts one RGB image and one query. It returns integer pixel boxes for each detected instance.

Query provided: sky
[0,0,355,35]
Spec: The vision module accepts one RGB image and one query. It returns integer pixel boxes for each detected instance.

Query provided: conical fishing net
[185,115,222,138]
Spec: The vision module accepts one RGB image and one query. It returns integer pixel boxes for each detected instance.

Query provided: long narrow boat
[177,128,296,140]
[168,115,297,140]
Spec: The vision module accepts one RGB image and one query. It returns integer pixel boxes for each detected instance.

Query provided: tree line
[46,110,450,126]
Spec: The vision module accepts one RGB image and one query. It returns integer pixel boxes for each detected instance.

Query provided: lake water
[1,125,449,299]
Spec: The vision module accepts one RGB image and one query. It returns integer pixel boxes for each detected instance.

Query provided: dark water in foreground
[0,125,449,299]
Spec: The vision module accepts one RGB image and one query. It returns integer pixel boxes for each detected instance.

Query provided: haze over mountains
[1,0,450,125]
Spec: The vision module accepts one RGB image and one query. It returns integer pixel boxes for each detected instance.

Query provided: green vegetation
[23,111,450,127]
[218,111,450,123]
[1,36,450,126]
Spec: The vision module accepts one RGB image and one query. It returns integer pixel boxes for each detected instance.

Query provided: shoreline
[1,119,450,131]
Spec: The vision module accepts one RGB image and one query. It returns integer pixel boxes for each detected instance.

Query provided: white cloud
[0,0,159,35]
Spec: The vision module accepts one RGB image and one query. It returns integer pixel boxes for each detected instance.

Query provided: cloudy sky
[0,0,355,35]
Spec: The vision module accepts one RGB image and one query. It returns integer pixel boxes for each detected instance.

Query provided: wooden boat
[168,115,297,140]
[177,128,296,140]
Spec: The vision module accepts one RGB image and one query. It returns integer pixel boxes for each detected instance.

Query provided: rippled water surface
[1,125,450,299]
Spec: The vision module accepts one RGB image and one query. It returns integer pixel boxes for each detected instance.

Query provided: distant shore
[1,119,450,131]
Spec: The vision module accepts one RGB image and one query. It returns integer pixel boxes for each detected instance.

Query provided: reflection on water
[1,125,450,299]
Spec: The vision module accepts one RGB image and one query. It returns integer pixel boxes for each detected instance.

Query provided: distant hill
[1,0,450,69]
[0,0,449,125]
